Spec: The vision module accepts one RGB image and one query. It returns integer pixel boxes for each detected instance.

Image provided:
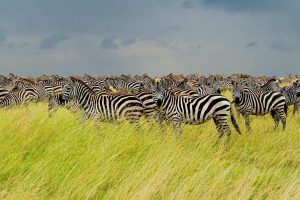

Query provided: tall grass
[0,91,299,199]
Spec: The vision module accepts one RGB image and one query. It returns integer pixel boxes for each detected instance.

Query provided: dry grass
[0,91,299,200]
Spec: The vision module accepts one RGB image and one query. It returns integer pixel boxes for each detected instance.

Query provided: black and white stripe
[0,86,9,100]
[232,83,287,131]
[0,88,41,108]
[281,80,300,115]
[62,77,144,125]
[151,81,241,141]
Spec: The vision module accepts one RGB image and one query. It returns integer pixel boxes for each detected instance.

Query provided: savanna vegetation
[0,91,299,200]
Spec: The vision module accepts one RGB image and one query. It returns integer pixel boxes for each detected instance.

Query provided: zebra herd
[0,73,300,141]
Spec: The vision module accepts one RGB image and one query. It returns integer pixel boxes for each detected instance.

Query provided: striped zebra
[11,79,48,100]
[106,78,147,94]
[160,77,189,90]
[86,80,107,94]
[62,77,144,125]
[187,79,221,96]
[135,92,159,122]
[173,89,199,98]
[48,88,110,115]
[281,80,300,115]
[0,88,41,108]
[253,79,280,92]
[48,92,83,115]
[0,86,9,100]
[232,83,287,131]
[151,81,241,141]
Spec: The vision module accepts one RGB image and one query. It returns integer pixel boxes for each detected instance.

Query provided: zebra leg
[157,110,167,134]
[213,118,224,139]
[276,109,287,131]
[236,109,240,119]
[126,113,143,133]
[172,117,182,136]
[243,114,251,132]
[294,103,299,115]
[270,110,279,131]
[214,117,231,142]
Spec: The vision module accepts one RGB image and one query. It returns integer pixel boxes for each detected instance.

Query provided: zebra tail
[230,107,241,134]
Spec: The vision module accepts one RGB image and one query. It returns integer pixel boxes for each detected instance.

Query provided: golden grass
[0,91,299,200]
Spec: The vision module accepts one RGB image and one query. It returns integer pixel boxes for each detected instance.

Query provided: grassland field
[0,91,299,200]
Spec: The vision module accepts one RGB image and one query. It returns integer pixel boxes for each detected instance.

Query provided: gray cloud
[245,42,258,48]
[40,34,69,50]
[181,1,197,9]
[101,36,119,50]
[0,1,299,76]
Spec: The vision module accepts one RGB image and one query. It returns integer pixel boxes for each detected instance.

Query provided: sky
[0,0,299,76]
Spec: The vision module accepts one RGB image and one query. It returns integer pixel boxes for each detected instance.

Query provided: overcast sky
[0,0,299,76]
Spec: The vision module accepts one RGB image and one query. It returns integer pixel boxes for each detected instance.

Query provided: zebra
[151,81,241,141]
[194,85,221,96]
[233,79,280,119]
[136,92,159,121]
[48,92,83,115]
[232,82,287,131]
[48,89,110,115]
[281,80,300,115]
[62,77,145,126]
[173,89,199,98]
[106,78,147,94]
[86,80,107,94]
[0,86,9,100]
[0,88,41,108]
[187,79,221,96]
[252,78,280,92]
[11,79,48,100]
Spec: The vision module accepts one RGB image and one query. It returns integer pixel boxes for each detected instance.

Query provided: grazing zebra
[48,92,83,115]
[0,86,9,99]
[232,83,287,131]
[62,77,144,125]
[151,81,241,141]
[281,80,300,115]
[0,88,41,108]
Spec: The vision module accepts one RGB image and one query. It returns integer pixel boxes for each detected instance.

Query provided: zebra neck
[77,89,93,109]
[161,91,180,110]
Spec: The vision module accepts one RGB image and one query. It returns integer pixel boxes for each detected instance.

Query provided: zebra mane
[70,76,95,94]
[262,78,277,87]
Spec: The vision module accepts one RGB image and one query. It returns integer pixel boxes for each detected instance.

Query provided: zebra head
[295,81,300,97]
[151,80,165,107]
[232,81,244,104]
[62,83,74,101]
